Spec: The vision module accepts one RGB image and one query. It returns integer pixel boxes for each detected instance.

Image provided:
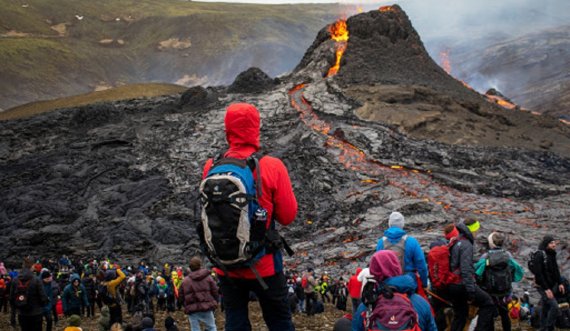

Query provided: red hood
[369,250,401,282]
[224,103,260,153]
[355,267,362,275]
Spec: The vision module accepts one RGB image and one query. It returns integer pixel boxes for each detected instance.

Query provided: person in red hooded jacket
[201,102,298,331]
[347,267,362,314]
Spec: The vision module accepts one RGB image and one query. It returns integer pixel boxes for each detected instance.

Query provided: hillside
[0,83,187,120]
[442,25,570,119]
[0,0,340,110]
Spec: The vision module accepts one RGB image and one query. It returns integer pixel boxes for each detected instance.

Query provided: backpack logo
[363,285,420,331]
[14,279,31,309]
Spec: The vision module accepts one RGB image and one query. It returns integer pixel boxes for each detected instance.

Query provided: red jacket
[347,267,363,299]
[202,103,298,279]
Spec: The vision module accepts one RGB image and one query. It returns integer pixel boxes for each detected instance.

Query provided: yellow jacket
[106,269,126,299]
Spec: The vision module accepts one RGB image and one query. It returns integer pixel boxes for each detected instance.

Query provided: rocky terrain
[449,25,570,119]
[0,6,569,306]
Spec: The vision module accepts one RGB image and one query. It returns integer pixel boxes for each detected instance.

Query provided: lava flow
[288,84,533,217]
[439,49,452,74]
[326,19,349,77]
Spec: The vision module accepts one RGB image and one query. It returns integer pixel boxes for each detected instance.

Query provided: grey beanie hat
[388,212,405,229]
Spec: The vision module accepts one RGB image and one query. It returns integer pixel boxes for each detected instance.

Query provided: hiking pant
[18,314,42,331]
[351,298,360,315]
[538,289,559,331]
[0,295,7,313]
[446,284,496,331]
[188,310,217,331]
[430,290,451,331]
[492,296,511,331]
[66,306,81,316]
[220,272,294,331]
[305,292,317,316]
[109,304,123,325]
[43,311,53,331]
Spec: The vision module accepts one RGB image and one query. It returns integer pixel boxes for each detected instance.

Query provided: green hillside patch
[0,38,77,81]
[0,83,187,121]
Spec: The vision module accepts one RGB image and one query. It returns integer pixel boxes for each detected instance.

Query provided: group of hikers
[1,255,220,331]
[2,102,569,331]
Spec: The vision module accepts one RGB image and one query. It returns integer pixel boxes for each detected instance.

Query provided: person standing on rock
[62,273,89,317]
[97,266,126,325]
[376,211,429,296]
[303,268,318,316]
[179,256,218,331]
[532,235,566,331]
[200,102,298,331]
[444,219,497,331]
[41,270,57,331]
[474,232,524,331]
[347,267,362,314]
[9,257,48,331]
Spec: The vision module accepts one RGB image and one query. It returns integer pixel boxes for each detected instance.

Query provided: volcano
[0,6,569,293]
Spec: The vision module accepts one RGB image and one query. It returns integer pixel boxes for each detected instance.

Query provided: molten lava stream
[288,84,531,216]
[326,19,349,78]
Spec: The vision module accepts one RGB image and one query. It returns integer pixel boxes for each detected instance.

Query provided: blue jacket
[62,274,89,312]
[352,274,437,331]
[376,227,428,286]
[42,281,53,314]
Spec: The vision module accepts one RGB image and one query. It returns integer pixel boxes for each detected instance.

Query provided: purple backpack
[364,292,420,331]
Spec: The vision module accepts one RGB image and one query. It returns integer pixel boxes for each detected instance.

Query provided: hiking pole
[425,289,453,307]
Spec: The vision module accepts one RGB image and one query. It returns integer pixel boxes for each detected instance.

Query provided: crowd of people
[2,102,569,331]
[1,214,568,331]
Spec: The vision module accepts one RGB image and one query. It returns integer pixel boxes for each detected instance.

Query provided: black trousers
[109,304,122,325]
[43,311,53,331]
[492,296,511,331]
[220,272,294,331]
[18,314,42,331]
[305,292,317,316]
[445,284,497,331]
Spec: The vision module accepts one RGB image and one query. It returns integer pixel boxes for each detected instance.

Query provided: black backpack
[198,153,293,288]
[528,250,546,276]
[14,279,31,310]
[483,249,513,295]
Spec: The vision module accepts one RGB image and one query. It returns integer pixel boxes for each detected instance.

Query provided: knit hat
[41,270,52,279]
[68,314,81,327]
[388,212,405,229]
[142,316,154,328]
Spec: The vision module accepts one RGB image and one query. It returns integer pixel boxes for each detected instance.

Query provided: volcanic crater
[0,6,569,296]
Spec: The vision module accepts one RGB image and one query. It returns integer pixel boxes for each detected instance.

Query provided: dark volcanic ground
[0,6,569,300]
